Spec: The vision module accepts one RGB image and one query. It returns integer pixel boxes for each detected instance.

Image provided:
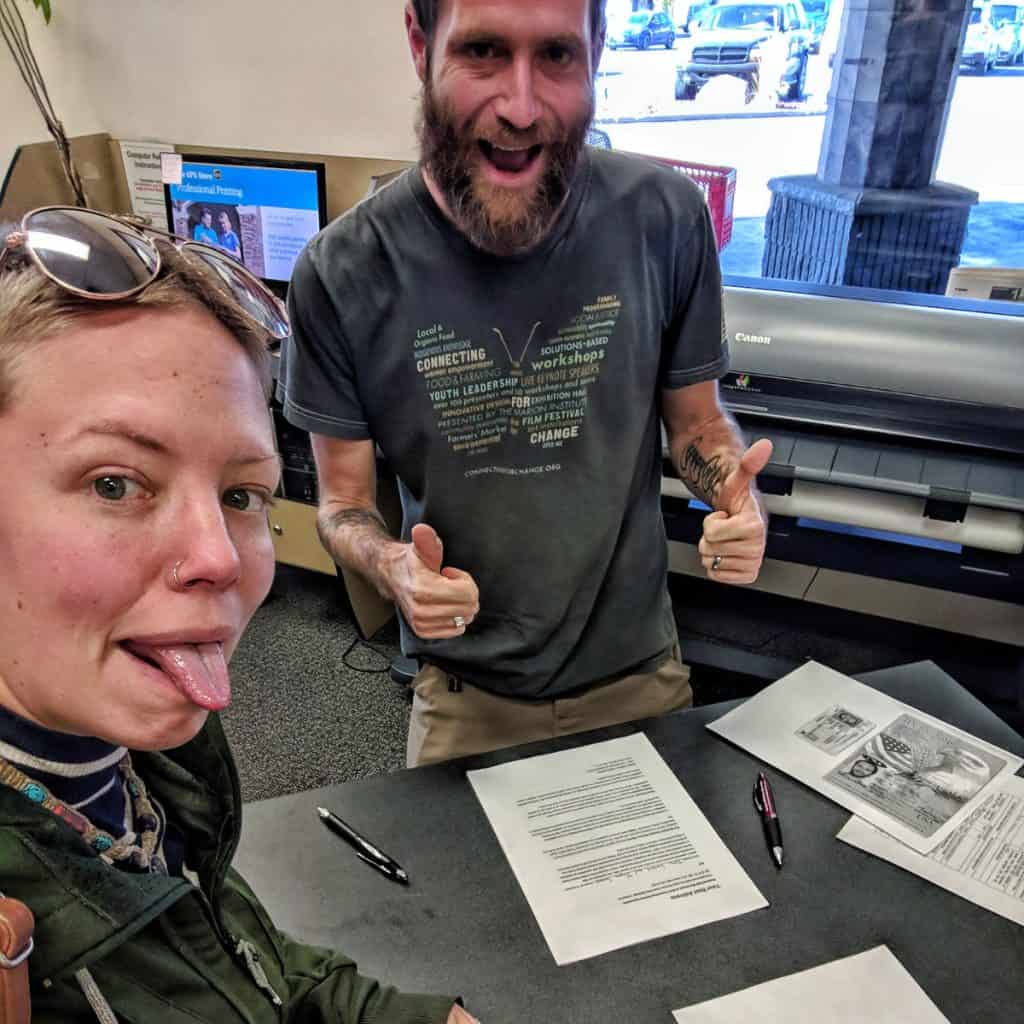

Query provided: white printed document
[707,662,1023,854]
[672,945,949,1022]
[466,733,766,965]
[118,140,175,221]
[838,774,1024,926]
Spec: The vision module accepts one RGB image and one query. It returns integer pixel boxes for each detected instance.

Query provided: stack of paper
[837,777,1024,925]
[707,661,1024,923]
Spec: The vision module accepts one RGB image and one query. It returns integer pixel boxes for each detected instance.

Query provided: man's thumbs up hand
[411,522,444,573]
[717,438,773,516]
[698,439,772,585]
[389,523,479,638]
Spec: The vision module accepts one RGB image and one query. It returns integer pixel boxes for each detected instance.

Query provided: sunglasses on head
[0,206,290,343]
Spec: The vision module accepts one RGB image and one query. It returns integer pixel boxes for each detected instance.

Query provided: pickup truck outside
[676,0,813,102]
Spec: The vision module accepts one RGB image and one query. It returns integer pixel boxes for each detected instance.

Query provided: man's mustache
[479,135,546,149]
[468,121,557,151]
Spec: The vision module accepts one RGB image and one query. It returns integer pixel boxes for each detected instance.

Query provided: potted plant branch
[1,0,88,206]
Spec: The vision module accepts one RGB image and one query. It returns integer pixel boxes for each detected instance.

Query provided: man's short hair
[411,0,607,46]
[0,231,271,413]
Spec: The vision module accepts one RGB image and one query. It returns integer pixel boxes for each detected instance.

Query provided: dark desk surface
[235,662,1024,1024]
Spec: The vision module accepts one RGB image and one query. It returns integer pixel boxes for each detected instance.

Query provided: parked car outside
[607,10,677,50]
[960,2,1000,73]
[992,2,1024,63]
[675,0,813,101]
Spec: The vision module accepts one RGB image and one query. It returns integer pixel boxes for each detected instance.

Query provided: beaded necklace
[0,752,167,874]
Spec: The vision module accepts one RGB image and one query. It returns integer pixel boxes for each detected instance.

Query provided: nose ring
[170,559,186,589]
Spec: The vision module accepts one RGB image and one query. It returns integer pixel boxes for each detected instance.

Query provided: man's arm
[310,433,479,638]
[661,380,772,584]
[310,434,402,594]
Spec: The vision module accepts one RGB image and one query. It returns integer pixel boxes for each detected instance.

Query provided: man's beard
[418,78,593,257]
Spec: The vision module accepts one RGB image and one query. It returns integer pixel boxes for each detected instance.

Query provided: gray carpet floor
[223,566,410,802]
[223,566,1022,804]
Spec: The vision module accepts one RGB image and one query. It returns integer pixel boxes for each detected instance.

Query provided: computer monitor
[164,153,327,295]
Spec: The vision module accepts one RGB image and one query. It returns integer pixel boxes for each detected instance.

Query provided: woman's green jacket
[0,714,456,1024]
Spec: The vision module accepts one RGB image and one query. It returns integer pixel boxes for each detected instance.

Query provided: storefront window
[597,0,1024,309]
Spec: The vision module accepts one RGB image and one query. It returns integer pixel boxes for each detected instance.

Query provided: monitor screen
[164,154,327,291]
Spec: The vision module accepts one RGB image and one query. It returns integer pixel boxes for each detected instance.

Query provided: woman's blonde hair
[0,232,272,413]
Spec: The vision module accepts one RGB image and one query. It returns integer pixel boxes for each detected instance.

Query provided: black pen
[317,806,409,885]
[752,772,784,869]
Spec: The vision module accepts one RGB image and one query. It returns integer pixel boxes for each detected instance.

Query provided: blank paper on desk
[467,732,767,965]
[672,946,949,1023]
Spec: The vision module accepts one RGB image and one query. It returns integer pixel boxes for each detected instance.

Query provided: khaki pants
[406,648,692,767]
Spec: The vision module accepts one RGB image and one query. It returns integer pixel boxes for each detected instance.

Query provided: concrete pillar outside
[762,0,979,293]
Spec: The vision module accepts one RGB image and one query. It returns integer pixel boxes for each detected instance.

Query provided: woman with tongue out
[0,212,474,1024]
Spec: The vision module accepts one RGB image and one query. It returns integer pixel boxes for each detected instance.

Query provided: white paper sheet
[466,733,767,964]
[838,774,1024,927]
[672,945,949,1023]
[118,140,175,221]
[707,662,1023,854]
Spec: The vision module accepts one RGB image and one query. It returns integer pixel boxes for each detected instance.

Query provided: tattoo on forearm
[679,437,726,506]
[320,506,387,536]
[318,506,395,596]
[317,507,388,554]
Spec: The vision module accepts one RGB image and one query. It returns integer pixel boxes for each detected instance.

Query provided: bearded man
[278,0,772,767]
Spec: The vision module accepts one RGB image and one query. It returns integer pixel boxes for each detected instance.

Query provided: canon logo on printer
[735,332,772,345]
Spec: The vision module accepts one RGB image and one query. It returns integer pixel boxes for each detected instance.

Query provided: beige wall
[3,0,420,188]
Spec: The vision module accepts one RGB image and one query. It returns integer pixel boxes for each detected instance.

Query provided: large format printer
[662,285,1024,648]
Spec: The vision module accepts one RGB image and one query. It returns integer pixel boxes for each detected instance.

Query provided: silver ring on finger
[711,554,723,572]
[453,615,466,629]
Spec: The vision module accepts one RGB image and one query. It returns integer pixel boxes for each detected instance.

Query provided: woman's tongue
[131,641,231,711]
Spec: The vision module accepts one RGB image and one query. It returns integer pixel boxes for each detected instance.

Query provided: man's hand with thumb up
[385,522,480,639]
[663,382,773,588]
[696,437,772,584]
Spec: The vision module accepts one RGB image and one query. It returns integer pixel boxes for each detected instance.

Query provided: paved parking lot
[596,51,1024,277]
[596,42,836,119]
[598,58,1024,211]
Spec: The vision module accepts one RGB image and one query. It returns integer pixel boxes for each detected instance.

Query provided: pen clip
[355,848,408,884]
[752,776,765,814]
[355,848,390,872]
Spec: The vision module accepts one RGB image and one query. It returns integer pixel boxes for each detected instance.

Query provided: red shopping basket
[647,156,736,251]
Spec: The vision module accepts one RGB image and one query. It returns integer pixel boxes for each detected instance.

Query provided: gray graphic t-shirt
[278,148,728,698]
